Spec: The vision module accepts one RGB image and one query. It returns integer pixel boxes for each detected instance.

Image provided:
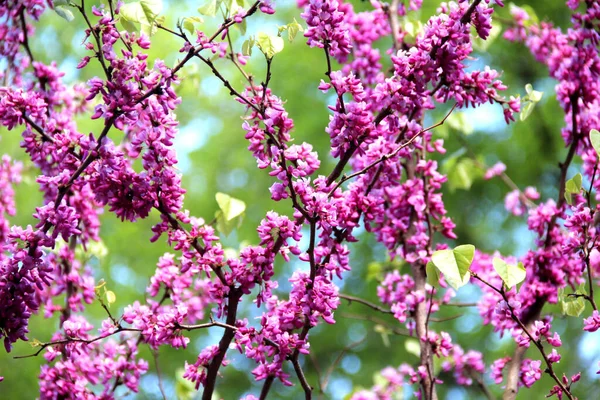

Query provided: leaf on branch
[278,19,304,42]
[216,192,246,221]
[54,5,75,22]
[564,173,582,205]
[492,258,526,289]
[256,32,284,59]
[242,37,255,56]
[215,192,246,236]
[444,157,481,191]
[590,129,600,159]
[525,83,543,102]
[198,0,220,17]
[426,260,440,286]
[520,101,534,121]
[182,16,204,36]
[447,111,474,135]
[559,286,586,317]
[120,0,163,36]
[105,290,116,306]
[430,244,475,290]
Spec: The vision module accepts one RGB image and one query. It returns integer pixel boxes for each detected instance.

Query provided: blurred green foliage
[1,1,598,399]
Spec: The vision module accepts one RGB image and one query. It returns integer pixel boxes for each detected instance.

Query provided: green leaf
[54,5,75,22]
[564,173,583,205]
[182,16,203,36]
[256,32,284,59]
[520,101,535,121]
[492,258,526,289]
[367,262,383,282]
[430,245,475,290]
[105,290,116,305]
[559,287,586,317]
[236,18,247,35]
[242,38,254,56]
[472,21,501,52]
[447,112,474,135]
[590,129,600,158]
[509,3,539,27]
[223,0,236,12]
[426,261,440,286]
[119,0,163,36]
[404,339,420,358]
[198,0,219,17]
[525,83,543,102]
[215,192,246,221]
[286,19,304,42]
[446,158,480,191]
[215,211,233,236]
[175,368,196,400]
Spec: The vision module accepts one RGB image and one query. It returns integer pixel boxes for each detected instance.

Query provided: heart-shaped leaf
[492,258,526,289]
[430,244,475,290]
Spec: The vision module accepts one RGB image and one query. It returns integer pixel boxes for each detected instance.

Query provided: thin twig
[321,337,367,391]
[338,293,393,314]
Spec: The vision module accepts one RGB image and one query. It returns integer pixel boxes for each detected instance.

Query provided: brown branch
[338,312,410,337]
[292,356,313,400]
[504,94,582,400]
[21,113,54,143]
[152,350,168,400]
[259,375,276,400]
[329,104,457,196]
[471,274,574,400]
[13,326,140,359]
[18,7,35,64]
[338,293,393,314]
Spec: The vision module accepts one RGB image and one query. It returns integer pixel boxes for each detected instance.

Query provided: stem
[471,274,574,400]
[504,95,582,399]
[201,290,242,400]
[291,356,312,400]
[338,293,393,314]
[259,375,276,400]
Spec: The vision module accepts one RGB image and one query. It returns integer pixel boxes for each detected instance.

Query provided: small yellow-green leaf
[54,5,75,22]
[590,129,600,158]
[215,192,246,221]
[120,0,163,36]
[242,38,254,56]
[404,339,420,358]
[367,262,383,282]
[520,101,535,121]
[447,112,474,135]
[492,258,526,289]
[256,32,284,59]
[430,245,475,290]
[564,173,582,205]
[182,17,203,35]
[198,0,218,17]
[472,21,501,52]
[175,368,196,400]
[105,290,116,305]
[426,260,440,286]
[559,288,585,317]
[286,19,304,42]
